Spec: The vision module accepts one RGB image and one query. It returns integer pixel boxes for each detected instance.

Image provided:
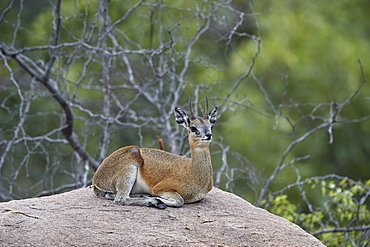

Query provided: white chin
[201,138,212,142]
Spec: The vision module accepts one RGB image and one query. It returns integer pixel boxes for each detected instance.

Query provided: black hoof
[156,203,167,209]
[148,202,167,209]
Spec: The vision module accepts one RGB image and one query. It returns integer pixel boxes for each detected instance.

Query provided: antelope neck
[189,145,212,174]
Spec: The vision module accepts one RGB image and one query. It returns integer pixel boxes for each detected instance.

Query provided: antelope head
[175,98,218,146]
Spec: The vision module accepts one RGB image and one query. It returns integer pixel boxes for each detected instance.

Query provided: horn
[189,98,196,120]
[204,97,209,119]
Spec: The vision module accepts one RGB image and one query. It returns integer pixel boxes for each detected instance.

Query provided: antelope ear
[209,107,218,124]
[175,107,190,128]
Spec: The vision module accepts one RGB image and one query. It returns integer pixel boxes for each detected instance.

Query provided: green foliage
[264,195,299,222]
[263,178,370,246]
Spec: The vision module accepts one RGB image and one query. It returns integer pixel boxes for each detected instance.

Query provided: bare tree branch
[220,1,261,111]
[312,225,370,236]
[256,61,367,206]
[44,0,61,79]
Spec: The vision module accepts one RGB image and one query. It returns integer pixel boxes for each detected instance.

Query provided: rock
[0,187,325,246]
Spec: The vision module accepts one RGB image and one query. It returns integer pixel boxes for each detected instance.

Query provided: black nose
[205,131,212,140]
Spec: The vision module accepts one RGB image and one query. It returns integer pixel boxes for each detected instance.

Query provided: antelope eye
[190,127,200,135]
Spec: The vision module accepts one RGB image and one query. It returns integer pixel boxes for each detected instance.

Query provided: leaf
[339,179,347,186]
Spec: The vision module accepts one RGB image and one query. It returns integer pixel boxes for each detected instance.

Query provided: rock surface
[0,187,325,246]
